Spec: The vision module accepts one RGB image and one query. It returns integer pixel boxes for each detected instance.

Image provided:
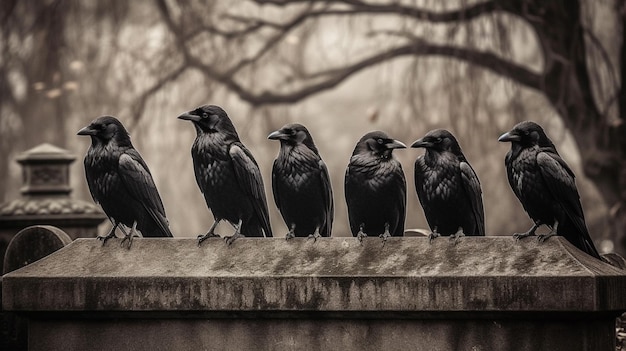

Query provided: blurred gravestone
[0,143,106,274]
[1,225,72,351]
[3,225,72,274]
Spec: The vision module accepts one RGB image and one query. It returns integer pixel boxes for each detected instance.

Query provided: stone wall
[3,231,626,350]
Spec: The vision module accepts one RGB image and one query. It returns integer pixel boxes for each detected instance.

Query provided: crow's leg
[308,226,322,242]
[538,220,558,243]
[98,219,119,246]
[513,223,540,241]
[379,223,391,246]
[356,223,367,244]
[449,227,465,245]
[286,223,296,240]
[224,219,244,246]
[198,219,221,246]
[120,221,140,249]
[428,227,441,244]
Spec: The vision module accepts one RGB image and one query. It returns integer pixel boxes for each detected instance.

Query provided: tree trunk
[527,0,626,254]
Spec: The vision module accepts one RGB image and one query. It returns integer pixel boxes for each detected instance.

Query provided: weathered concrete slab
[3,236,626,313]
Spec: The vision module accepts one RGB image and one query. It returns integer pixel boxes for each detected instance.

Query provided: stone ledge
[3,236,626,313]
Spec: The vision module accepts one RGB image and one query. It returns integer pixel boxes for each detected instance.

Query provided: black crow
[412,129,485,242]
[178,105,272,245]
[78,116,174,248]
[498,121,601,259]
[268,123,333,240]
[344,131,406,243]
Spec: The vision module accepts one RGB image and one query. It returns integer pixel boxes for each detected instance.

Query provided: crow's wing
[344,163,358,235]
[460,161,485,236]
[537,151,583,223]
[318,158,334,236]
[84,157,101,204]
[504,150,521,201]
[229,143,273,237]
[537,151,598,256]
[392,161,407,236]
[271,159,282,213]
[414,156,433,229]
[118,151,173,237]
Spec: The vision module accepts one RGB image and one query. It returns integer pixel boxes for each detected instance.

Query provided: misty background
[1,0,623,253]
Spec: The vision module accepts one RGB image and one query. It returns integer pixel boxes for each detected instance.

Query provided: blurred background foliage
[1,0,624,253]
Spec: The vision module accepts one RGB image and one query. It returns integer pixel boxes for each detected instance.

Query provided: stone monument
[0,143,106,273]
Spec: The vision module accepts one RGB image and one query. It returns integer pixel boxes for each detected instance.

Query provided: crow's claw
[428,232,440,244]
[197,233,220,246]
[120,233,139,250]
[537,233,556,243]
[97,232,117,247]
[513,232,535,241]
[356,231,367,244]
[513,224,540,242]
[450,229,465,245]
[224,233,244,246]
[379,232,391,247]
[308,232,322,242]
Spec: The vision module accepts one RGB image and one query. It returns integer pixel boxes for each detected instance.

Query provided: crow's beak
[177,112,201,122]
[267,130,287,140]
[410,138,431,148]
[498,131,520,142]
[386,139,407,149]
[77,126,96,136]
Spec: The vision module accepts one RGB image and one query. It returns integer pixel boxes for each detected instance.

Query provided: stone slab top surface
[3,236,626,313]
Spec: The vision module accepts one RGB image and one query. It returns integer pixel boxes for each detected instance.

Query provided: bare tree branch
[155,0,541,106]
[185,38,543,106]
[129,64,188,127]
[252,0,498,23]
[157,0,511,86]
[223,3,319,75]
[188,1,500,42]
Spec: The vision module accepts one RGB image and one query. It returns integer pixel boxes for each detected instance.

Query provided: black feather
[499,121,600,259]
[269,123,334,238]
[412,129,485,237]
[78,116,173,238]
[179,105,272,239]
[344,131,406,238]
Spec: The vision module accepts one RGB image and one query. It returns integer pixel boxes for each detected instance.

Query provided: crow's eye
[202,112,209,118]
[435,137,442,143]
[288,129,295,135]
[377,138,384,144]
[523,130,530,136]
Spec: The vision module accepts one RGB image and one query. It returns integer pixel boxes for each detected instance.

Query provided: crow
[178,105,272,245]
[344,131,406,243]
[412,129,485,242]
[268,123,333,240]
[78,116,174,248]
[498,121,601,259]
